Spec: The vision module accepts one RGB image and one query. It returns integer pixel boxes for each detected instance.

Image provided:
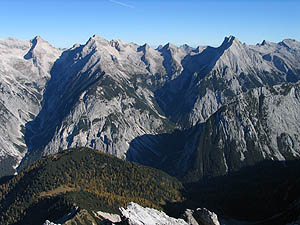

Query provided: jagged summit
[1,34,300,180]
[279,38,300,50]
[71,43,81,49]
[225,35,237,42]
[30,35,58,50]
[86,34,109,46]
[31,35,43,42]
[24,35,62,64]
[85,35,140,54]
[142,43,151,49]
[0,35,62,177]
[24,36,45,59]
[164,42,177,49]
[137,43,151,53]
[158,42,179,54]
[156,44,163,50]
[91,34,106,40]
[193,45,207,54]
[220,35,242,49]
[180,43,194,52]
[260,40,269,46]
[1,34,300,225]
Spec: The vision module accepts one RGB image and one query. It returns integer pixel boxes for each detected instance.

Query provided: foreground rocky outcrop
[119,202,188,225]
[183,208,220,225]
[43,202,221,225]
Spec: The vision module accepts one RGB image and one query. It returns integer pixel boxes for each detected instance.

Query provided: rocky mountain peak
[24,35,61,62]
[161,42,178,52]
[260,39,271,46]
[279,38,300,50]
[137,43,151,54]
[180,43,193,52]
[141,43,150,50]
[91,34,106,41]
[30,35,57,50]
[1,35,300,181]
[220,35,242,50]
[71,43,81,49]
[32,35,44,42]
[193,45,207,54]
[87,34,109,47]
[156,44,163,50]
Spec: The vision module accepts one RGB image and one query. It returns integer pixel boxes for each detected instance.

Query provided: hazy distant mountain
[0,35,300,180]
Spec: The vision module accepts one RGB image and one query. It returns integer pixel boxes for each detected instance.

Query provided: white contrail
[109,0,134,8]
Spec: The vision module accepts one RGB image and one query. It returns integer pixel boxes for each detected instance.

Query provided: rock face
[19,35,178,169]
[43,203,220,225]
[0,35,300,178]
[156,36,300,126]
[183,209,200,225]
[186,82,300,181]
[0,36,61,176]
[183,208,220,225]
[96,211,121,223]
[119,202,188,225]
[43,220,61,225]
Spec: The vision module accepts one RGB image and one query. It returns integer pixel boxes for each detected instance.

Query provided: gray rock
[1,35,300,177]
[43,220,61,225]
[183,209,199,225]
[186,82,300,181]
[193,208,220,225]
[119,202,188,225]
[0,36,61,177]
[183,208,220,225]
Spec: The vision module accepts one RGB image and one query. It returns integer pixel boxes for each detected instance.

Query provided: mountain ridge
[0,35,300,180]
[0,35,62,176]
[1,34,300,224]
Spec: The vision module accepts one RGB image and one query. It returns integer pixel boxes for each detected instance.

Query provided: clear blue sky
[0,0,299,48]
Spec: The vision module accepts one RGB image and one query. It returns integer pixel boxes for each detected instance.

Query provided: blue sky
[0,0,299,48]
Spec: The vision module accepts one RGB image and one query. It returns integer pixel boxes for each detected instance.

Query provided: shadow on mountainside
[154,38,236,125]
[0,175,14,185]
[126,123,204,177]
[154,38,300,126]
[126,131,187,176]
[21,45,105,168]
[11,195,73,225]
[162,159,300,225]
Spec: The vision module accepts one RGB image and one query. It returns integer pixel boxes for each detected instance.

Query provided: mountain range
[0,35,300,181]
[1,34,300,224]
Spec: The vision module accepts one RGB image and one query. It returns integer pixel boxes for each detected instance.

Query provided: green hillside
[0,147,184,225]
